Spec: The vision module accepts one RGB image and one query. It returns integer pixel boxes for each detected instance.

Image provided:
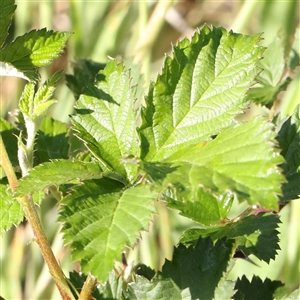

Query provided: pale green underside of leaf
[180,213,280,263]
[167,118,284,209]
[127,276,191,300]
[140,26,264,161]
[0,0,16,47]
[0,29,71,80]
[15,160,103,197]
[0,61,31,81]
[71,61,140,182]
[59,179,157,283]
[0,184,24,233]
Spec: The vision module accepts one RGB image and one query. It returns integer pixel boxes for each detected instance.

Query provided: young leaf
[71,61,140,182]
[233,275,283,300]
[35,116,69,163]
[248,36,291,106]
[128,237,234,299]
[59,179,157,283]
[19,70,62,121]
[139,26,264,161]
[180,213,281,263]
[0,29,71,80]
[166,188,233,226]
[15,159,103,197]
[167,118,284,209]
[0,183,24,233]
[0,0,16,47]
[276,104,300,201]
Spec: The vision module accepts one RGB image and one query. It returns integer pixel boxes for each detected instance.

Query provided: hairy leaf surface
[140,26,264,161]
[15,160,103,196]
[59,179,157,283]
[167,118,284,209]
[180,213,280,263]
[71,61,140,182]
[0,0,16,47]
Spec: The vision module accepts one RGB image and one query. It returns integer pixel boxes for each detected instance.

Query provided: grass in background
[1,0,299,298]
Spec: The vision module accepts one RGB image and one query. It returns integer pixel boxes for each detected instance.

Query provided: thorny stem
[0,135,75,300]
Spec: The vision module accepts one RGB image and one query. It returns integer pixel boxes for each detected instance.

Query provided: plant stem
[0,135,75,300]
[0,135,18,191]
[78,274,97,300]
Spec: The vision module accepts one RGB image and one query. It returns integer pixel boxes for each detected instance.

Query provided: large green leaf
[15,160,103,197]
[0,0,16,47]
[71,61,140,182]
[180,213,281,263]
[128,237,234,299]
[248,36,291,106]
[0,29,71,80]
[167,118,284,209]
[233,275,283,300]
[276,104,300,201]
[139,26,264,161]
[59,179,157,283]
[0,182,24,233]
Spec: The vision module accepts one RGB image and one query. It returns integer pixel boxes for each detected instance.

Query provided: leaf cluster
[1,1,299,299]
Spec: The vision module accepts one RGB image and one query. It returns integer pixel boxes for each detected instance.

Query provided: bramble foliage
[0,1,299,299]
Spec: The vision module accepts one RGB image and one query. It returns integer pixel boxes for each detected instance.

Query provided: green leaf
[0,0,16,47]
[160,237,234,299]
[35,116,69,163]
[288,26,300,70]
[71,61,140,182]
[127,275,191,300]
[0,183,24,233]
[139,26,264,161]
[67,271,103,300]
[167,118,284,209]
[0,61,32,81]
[59,179,157,283]
[276,104,300,201]
[233,275,283,300]
[0,118,19,167]
[15,160,103,197]
[166,188,233,226]
[97,271,124,300]
[0,29,71,80]
[213,277,235,300]
[19,71,62,120]
[180,213,281,263]
[248,36,291,106]
[65,58,106,100]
